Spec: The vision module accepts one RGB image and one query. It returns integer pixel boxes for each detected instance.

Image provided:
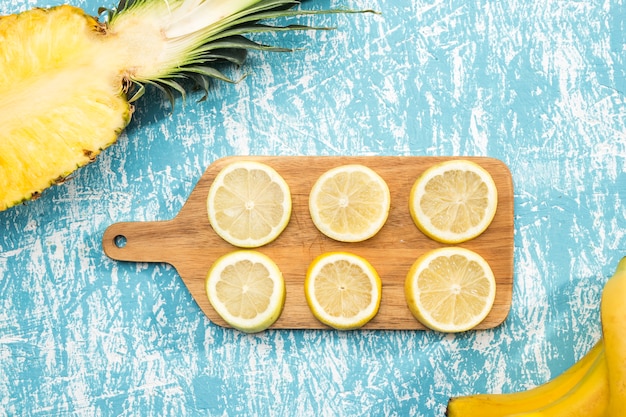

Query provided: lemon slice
[205,250,286,333]
[404,247,496,333]
[409,160,498,244]
[207,161,292,248]
[305,252,382,330]
[309,164,390,242]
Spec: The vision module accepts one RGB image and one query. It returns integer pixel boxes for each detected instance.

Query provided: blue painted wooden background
[1,0,625,415]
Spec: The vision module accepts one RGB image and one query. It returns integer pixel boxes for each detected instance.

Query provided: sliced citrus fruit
[207,161,292,248]
[308,164,390,242]
[205,250,285,333]
[305,252,382,330]
[404,247,496,333]
[409,159,498,244]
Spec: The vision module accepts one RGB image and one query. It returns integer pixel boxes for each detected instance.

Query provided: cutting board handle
[102,219,180,265]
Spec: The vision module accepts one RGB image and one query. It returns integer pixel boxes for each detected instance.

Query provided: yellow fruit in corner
[404,247,496,333]
[409,159,498,244]
[449,341,609,417]
[305,252,382,330]
[446,256,626,417]
[0,1,369,211]
[520,348,609,417]
[205,250,285,333]
[309,164,391,242]
[446,340,605,417]
[207,161,292,248]
[601,256,626,416]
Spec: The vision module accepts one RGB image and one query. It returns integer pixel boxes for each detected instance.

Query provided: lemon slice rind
[404,247,496,333]
[309,164,390,243]
[207,161,292,248]
[409,159,498,244]
[305,251,382,330]
[206,250,286,333]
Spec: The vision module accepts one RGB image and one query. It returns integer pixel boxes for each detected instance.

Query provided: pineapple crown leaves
[98,0,376,107]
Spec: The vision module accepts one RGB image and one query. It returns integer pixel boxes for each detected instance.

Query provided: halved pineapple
[0,6,131,210]
[0,0,370,211]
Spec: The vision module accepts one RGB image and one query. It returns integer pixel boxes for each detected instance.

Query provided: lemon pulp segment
[309,164,390,242]
[207,161,292,248]
[410,160,498,244]
[206,250,285,333]
[405,247,496,333]
[305,251,382,330]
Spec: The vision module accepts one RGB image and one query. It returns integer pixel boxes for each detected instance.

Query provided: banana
[601,256,626,417]
[445,341,603,417]
[446,256,626,417]
[508,347,608,416]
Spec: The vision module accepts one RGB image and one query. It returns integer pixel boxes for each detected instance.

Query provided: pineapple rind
[0,5,131,211]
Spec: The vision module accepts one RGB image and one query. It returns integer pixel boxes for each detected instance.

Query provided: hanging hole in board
[114,235,127,248]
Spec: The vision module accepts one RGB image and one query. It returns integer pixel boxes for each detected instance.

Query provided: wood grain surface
[102,156,514,330]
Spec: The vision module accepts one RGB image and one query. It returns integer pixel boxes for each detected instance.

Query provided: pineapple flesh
[0,0,370,211]
[0,6,131,210]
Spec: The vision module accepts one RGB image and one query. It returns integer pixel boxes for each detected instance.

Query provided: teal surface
[1,0,625,415]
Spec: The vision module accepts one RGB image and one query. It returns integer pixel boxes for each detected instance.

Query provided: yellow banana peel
[446,256,626,417]
[601,257,626,417]
[508,348,608,416]
[446,341,603,417]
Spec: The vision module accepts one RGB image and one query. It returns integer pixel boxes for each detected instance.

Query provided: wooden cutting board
[102,156,514,330]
